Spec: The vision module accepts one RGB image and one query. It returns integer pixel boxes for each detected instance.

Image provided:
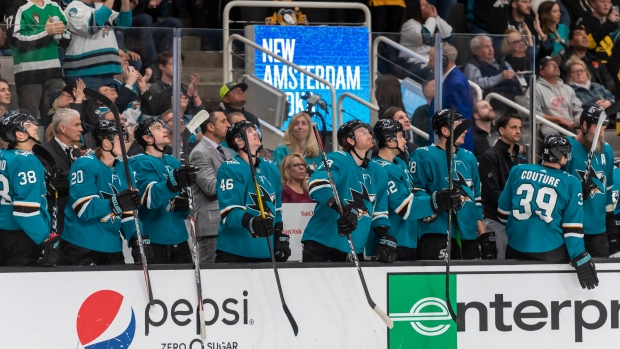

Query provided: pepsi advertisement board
[251,25,370,131]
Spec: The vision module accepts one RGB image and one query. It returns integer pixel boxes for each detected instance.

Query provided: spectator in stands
[473,100,500,157]
[375,74,404,110]
[114,49,151,121]
[369,0,406,33]
[464,35,523,113]
[379,106,418,158]
[0,78,11,117]
[508,0,536,35]
[6,0,68,120]
[535,56,582,136]
[399,0,453,82]
[190,108,231,263]
[280,153,312,204]
[466,0,511,36]
[502,29,535,88]
[47,79,100,138]
[477,114,527,259]
[64,0,132,89]
[566,57,614,108]
[411,78,434,146]
[536,1,569,56]
[45,84,82,129]
[272,112,321,173]
[219,82,259,126]
[560,25,616,97]
[428,43,474,152]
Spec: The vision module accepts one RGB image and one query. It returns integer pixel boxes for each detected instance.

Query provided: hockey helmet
[0,112,37,143]
[226,120,261,151]
[580,105,608,129]
[93,120,123,148]
[373,119,403,148]
[542,134,572,163]
[431,109,463,135]
[134,118,166,148]
[337,119,373,149]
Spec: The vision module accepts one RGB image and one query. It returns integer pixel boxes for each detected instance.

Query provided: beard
[479,112,496,122]
[584,132,604,153]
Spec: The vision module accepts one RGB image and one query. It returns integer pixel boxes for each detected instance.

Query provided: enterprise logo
[389,297,452,336]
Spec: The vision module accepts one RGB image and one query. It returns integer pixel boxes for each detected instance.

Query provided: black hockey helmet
[431,109,463,135]
[373,119,403,148]
[93,120,122,148]
[337,119,373,149]
[134,118,166,148]
[226,120,260,151]
[580,105,608,129]
[0,112,36,143]
[542,134,572,163]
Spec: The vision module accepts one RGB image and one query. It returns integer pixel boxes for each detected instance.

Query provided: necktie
[65,147,74,163]
[217,146,227,161]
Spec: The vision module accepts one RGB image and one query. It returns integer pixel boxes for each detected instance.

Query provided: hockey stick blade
[186,110,210,135]
[374,306,394,329]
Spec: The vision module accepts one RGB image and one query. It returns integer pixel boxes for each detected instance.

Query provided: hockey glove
[130,236,153,264]
[274,224,291,262]
[571,251,599,290]
[46,165,70,196]
[247,216,275,238]
[37,234,61,267]
[607,213,620,257]
[374,226,398,263]
[171,192,191,212]
[478,232,497,259]
[109,189,141,215]
[327,197,359,236]
[581,177,597,201]
[431,188,463,213]
[167,165,199,192]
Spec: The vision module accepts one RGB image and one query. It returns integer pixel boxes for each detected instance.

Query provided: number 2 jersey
[302,151,390,254]
[129,153,189,245]
[410,145,482,240]
[216,156,282,259]
[498,164,585,259]
[0,149,50,244]
[62,155,140,253]
[565,137,614,235]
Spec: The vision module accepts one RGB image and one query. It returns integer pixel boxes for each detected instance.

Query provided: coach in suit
[190,108,231,264]
[429,43,474,152]
[35,108,83,235]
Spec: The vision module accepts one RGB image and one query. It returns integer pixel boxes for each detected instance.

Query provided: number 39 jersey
[0,149,50,244]
[498,164,585,259]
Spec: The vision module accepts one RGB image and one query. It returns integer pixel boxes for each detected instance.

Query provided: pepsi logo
[76,290,136,349]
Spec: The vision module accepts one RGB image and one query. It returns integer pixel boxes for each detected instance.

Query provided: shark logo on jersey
[99,184,121,223]
[248,185,276,217]
[576,166,605,197]
[445,170,473,201]
[345,183,372,219]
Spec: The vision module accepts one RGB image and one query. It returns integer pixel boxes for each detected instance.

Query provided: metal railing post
[172,28,182,159]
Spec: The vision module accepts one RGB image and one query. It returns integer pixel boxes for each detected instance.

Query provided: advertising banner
[281,203,316,261]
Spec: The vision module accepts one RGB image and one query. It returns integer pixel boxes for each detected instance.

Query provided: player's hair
[282,112,318,158]
[200,107,225,134]
[280,153,309,191]
[496,114,522,130]
[52,108,80,134]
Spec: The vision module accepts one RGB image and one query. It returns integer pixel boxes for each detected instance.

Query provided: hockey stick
[241,129,299,336]
[312,123,394,329]
[183,141,206,339]
[583,111,608,184]
[444,114,461,326]
[186,110,210,136]
[32,144,59,235]
[84,88,154,307]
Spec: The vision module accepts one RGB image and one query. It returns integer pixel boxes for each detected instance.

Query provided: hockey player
[302,120,395,262]
[608,162,620,257]
[370,119,463,260]
[410,109,483,260]
[0,113,51,266]
[564,106,614,258]
[498,135,598,290]
[129,118,198,264]
[215,121,288,263]
[61,120,141,265]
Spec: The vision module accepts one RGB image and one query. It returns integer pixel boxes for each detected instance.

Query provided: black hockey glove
[46,166,69,196]
[109,189,141,215]
[167,165,199,192]
[327,196,359,236]
[430,188,463,213]
[571,251,599,290]
[607,213,620,257]
[581,177,597,201]
[37,234,61,267]
[478,232,497,259]
[130,236,153,264]
[274,224,291,262]
[171,191,191,212]
[374,226,397,263]
[247,216,275,238]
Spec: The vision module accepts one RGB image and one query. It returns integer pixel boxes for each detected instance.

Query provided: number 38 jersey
[0,149,50,244]
[498,164,585,259]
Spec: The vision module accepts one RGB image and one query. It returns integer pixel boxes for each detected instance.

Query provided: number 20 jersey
[498,164,584,258]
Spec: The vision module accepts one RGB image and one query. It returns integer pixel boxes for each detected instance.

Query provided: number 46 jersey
[498,164,584,259]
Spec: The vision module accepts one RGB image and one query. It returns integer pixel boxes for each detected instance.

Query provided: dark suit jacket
[36,138,79,235]
[430,67,474,152]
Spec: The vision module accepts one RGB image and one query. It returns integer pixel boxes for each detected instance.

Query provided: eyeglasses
[570,69,586,75]
[510,39,525,45]
[291,163,307,169]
